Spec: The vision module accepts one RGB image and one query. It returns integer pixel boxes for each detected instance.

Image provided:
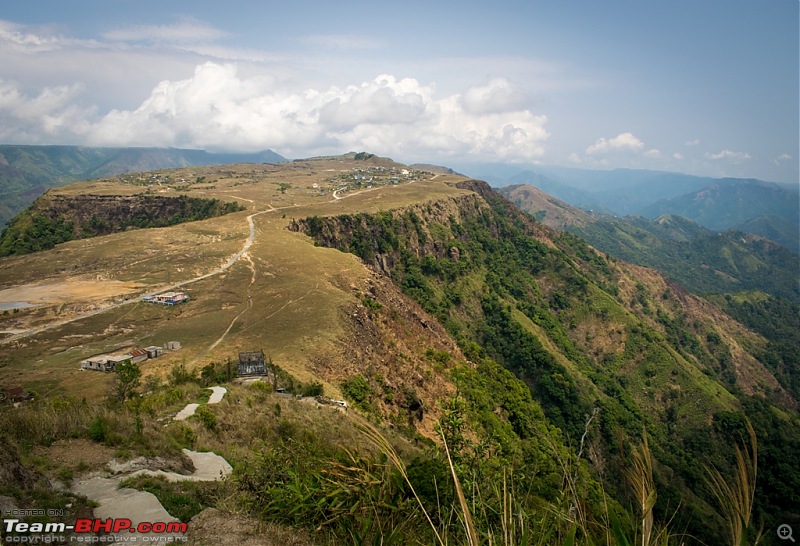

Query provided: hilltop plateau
[1,156,798,544]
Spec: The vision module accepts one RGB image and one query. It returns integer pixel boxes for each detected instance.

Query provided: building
[130,348,148,364]
[106,354,133,368]
[2,387,32,403]
[238,350,267,376]
[145,346,164,358]
[142,292,190,306]
[165,341,181,351]
[80,356,115,372]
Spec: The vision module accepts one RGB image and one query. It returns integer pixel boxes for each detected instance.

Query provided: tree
[115,361,141,402]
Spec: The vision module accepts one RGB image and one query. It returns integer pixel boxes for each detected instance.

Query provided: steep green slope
[292,180,800,543]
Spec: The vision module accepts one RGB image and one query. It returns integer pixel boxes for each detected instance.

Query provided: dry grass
[705,419,760,546]
[0,159,468,403]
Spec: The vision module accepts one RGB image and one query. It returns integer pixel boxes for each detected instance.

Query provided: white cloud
[772,153,792,166]
[0,79,94,142]
[460,78,527,115]
[643,148,661,158]
[568,152,583,164]
[673,152,683,160]
[72,62,549,161]
[685,139,701,146]
[705,149,752,161]
[586,132,644,155]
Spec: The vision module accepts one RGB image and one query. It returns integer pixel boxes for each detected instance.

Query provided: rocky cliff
[0,193,244,256]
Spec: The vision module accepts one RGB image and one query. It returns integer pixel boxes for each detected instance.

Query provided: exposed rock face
[0,192,243,256]
[44,194,242,237]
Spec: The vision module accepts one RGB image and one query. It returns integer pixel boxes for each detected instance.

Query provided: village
[320,165,429,198]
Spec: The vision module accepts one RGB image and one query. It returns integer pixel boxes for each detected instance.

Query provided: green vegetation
[568,215,799,302]
[296,180,800,544]
[114,361,141,403]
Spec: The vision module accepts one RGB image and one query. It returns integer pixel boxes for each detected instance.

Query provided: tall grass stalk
[628,432,655,546]
[705,419,760,546]
[442,434,480,546]
[353,416,445,546]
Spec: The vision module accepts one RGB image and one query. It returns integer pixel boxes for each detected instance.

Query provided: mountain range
[478,165,799,252]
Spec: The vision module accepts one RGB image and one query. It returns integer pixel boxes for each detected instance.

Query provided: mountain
[496,183,593,229]
[0,145,287,227]
[1,158,798,544]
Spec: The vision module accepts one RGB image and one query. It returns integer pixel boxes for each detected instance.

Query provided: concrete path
[174,386,227,421]
[72,449,232,540]
[207,386,227,404]
[127,449,233,482]
[174,403,200,421]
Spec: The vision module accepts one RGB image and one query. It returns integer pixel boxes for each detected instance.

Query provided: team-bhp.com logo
[4,518,188,542]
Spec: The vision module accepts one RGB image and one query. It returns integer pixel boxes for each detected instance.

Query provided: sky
[0,0,797,183]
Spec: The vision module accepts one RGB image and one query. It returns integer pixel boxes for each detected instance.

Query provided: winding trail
[72,386,231,538]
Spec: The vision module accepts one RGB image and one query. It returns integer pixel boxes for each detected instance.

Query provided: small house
[238,350,267,376]
[80,356,114,372]
[145,346,164,358]
[165,341,182,351]
[106,354,132,369]
[143,292,190,306]
[130,348,148,364]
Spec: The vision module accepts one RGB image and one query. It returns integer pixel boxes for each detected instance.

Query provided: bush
[194,405,217,431]
[301,382,324,397]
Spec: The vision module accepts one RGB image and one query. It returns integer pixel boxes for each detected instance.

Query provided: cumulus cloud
[643,148,661,158]
[673,152,683,160]
[705,149,752,161]
[53,62,550,161]
[460,78,527,115]
[586,132,644,155]
[0,79,94,142]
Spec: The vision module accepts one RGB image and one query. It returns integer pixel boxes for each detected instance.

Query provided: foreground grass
[1,363,763,546]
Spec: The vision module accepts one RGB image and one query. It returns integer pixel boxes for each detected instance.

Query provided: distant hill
[0,145,287,226]
[499,183,593,229]
[408,163,464,176]
[639,180,799,251]
[500,183,800,302]
[484,165,799,252]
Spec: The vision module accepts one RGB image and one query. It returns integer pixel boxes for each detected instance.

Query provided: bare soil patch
[0,277,143,307]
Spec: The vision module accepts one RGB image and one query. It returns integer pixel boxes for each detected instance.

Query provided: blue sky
[0,0,797,183]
